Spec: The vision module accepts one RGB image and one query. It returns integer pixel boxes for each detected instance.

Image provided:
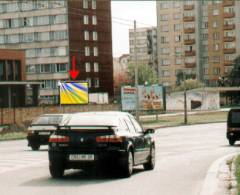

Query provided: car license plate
[69,154,95,161]
[38,132,51,135]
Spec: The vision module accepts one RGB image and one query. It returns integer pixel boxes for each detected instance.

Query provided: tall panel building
[0,0,113,104]
[157,0,240,88]
[129,27,158,74]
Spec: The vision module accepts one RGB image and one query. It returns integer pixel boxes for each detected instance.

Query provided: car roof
[62,111,133,127]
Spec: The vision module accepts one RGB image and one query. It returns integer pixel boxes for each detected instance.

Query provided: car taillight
[49,135,70,143]
[96,135,123,143]
[28,130,34,135]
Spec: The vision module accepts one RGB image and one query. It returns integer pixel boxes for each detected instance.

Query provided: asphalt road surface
[0,123,239,195]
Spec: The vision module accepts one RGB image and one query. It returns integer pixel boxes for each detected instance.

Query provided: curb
[199,153,239,195]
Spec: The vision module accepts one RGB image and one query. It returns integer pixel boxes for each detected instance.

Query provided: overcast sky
[111,1,157,57]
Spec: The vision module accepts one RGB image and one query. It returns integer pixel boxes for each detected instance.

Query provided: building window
[36,16,50,26]
[161,25,169,32]
[213,32,219,40]
[56,64,67,72]
[214,44,219,51]
[0,35,4,44]
[84,31,89,40]
[160,48,169,54]
[93,31,98,41]
[53,15,66,24]
[174,13,181,20]
[174,24,181,31]
[94,62,99,72]
[93,47,98,56]
[92,0,96,9]
[92,15,97,25]
[21,1,33,11]
[213,21,218,28]
[36,32,50,41]
[53,31,67,40]
[85,46,90,56]
[40,64,51,73]
[23,17,33,27]
[204,68,208,75]
[27,65,36,74]
[213,9,219,16]
[175,35,181,42]
[6,3,19,12]
[94,78,99,88]
[83,0,88,9]
[161,59,170,66]
[160,14,168,21]
[7,34,19,44]
[83,15,89,25]
[26,49,36,58]
[23,33,34,42]
[176,58,182,65]
[86,78,91,88]
[212,56,220,63]
[213,67,220,75]
[160,36,169,43]
[52,0,65,8]
[162,70,170,77]
[36,1,48,9]
[85,62,91,72]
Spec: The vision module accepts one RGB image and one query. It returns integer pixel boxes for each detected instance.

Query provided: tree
[227,56,240,86]
[127,63,158,85]
[173,79,204,92]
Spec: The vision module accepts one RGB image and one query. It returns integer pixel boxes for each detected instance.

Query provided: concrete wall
[0,104,120,126]
[166,90,220,111]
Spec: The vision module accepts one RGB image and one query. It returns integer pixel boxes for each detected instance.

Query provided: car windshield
[32,115,63,125]
[231,111,240,124]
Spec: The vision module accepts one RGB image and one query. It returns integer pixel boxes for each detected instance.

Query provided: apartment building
[157,0,240,87]
[129,27,158,74]
[0,0,113,104]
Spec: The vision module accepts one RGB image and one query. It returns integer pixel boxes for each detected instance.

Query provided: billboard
[121,85,164,111]
[60,82,89,105]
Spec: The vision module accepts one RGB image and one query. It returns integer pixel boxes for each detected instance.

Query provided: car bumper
[27,134,50,146]
[48,149,128,169]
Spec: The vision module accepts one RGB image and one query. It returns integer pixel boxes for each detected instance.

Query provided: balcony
[224,60,234,66]
[184,39,196,45]
[183,16,195,22]
[184,28,195,34]
[223,48,236,54]
[185,50,196,56]
[223,24,235,30]
[223,36,236,42]
[223,0,235,7]
[223,12,235,18]
[184,4,194,10]
[185,62,196,68]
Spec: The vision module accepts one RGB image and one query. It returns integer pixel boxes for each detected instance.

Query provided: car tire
[49,163,64,178]
[229,139,235,146]
[143,145,155,170]
[31,144,40,151]
[122,151,133,178]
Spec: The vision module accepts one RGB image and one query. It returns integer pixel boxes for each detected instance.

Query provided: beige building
[157,0,240,88]
[129,27,158,73]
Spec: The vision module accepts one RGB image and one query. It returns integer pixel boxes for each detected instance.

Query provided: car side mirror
[144,128,155,134]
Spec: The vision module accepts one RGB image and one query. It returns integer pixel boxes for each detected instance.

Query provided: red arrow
[69,55,79,80]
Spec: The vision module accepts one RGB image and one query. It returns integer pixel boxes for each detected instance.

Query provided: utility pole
[184,74,188,125]
[134,20,139,121]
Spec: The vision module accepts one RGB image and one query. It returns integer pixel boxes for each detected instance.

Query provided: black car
[48,111,155,178]
[27,114,71,150]
[227,108,240,146]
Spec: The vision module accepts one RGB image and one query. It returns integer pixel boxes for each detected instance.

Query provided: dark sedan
[48,111,155,178]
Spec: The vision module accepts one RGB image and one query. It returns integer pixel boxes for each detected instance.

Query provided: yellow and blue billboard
[60,82,89,105]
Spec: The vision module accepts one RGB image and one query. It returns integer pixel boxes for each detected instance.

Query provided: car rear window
[230,111,240,124]
[32,115,63,125]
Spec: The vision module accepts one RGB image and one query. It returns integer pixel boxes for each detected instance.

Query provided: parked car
[48,111,155,178]
[27,114,72,150]
[227,108,240,146]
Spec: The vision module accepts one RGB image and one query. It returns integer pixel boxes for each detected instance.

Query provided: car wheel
[49,163,64,178]
[143,145,155,170]
[122,151,133,178]
[31,144,40,151]
[229,139,236,146]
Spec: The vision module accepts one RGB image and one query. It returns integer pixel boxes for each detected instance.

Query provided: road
[0,123,239,195]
